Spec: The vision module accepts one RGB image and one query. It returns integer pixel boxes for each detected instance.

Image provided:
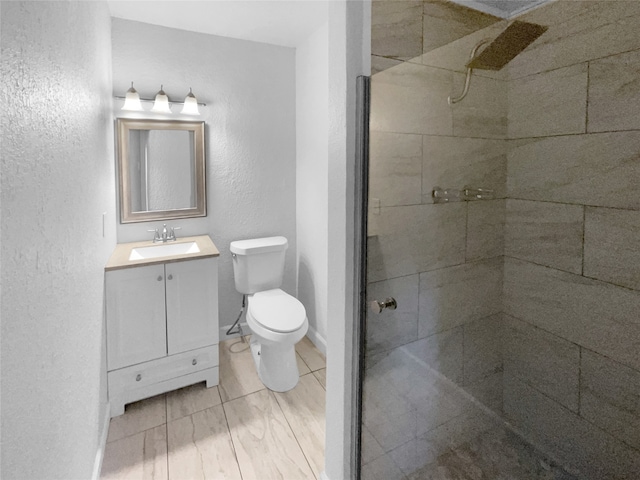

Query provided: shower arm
[448,38,491,105]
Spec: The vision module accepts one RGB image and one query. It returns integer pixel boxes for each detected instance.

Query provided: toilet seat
[248,289,306,333]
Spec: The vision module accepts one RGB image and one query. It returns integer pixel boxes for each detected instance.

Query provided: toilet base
[250,336,300,392]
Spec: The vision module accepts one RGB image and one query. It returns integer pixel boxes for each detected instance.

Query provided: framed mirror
[116,118,206,223]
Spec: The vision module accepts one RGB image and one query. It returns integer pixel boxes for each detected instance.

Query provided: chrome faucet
[148,224,181,243]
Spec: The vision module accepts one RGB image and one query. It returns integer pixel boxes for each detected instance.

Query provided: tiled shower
[364,1,640,478]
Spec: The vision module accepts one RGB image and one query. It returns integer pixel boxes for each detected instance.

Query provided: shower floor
[361,347,578,480]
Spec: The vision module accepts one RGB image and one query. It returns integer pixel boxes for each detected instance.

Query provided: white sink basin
[129,241,200,261]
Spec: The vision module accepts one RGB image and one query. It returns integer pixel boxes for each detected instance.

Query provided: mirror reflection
[116,119,206,223]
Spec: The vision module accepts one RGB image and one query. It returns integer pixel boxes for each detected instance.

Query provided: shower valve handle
[370,298,397,314]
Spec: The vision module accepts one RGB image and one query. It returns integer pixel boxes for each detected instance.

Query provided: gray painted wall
[1,1,116,478]
[111,19,297,339]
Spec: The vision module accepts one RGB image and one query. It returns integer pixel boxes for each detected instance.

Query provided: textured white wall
[111,19,297,339]
[296,20,329,352]
[0,1,116,478]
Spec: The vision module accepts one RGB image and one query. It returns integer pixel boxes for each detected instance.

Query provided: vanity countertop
[105,235,220,271]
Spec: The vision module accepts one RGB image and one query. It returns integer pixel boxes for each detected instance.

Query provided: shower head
[467,20,547,71]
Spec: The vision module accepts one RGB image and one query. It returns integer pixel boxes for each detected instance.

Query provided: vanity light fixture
[116,84,205,115]
[151,85,172,113]
[180,88,200,116]
[121,82,144,111]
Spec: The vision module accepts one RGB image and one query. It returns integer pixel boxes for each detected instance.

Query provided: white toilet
[230,236,308,392]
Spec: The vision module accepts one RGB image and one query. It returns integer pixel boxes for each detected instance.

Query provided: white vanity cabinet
[105,237,219,417]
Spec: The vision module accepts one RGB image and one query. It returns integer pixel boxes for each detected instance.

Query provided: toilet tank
[230,236,288,294]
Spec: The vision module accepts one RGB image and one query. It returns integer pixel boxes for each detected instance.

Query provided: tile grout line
[272,390,320,480]
[165,395,169,479]
[220,395,245,480]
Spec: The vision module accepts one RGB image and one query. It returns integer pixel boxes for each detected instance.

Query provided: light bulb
[151,85,172,113]
[181,88,200,115]
[121,82,143,111]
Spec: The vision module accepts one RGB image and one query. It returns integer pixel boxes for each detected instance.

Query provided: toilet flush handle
[370,298,397,314]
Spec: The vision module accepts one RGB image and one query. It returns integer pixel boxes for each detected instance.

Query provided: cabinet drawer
[108,344,218,392]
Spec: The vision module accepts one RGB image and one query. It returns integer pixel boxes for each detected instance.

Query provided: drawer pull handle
[192,359,197,366]
[157,276,162,281]
[136,374,142,382]
[168,274,173,280]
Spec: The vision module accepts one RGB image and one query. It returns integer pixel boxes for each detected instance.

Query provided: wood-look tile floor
[101,336,326,480]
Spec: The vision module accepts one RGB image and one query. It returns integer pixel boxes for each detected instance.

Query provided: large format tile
[507,132,640,210]
[404,328,464,384]
[451,73,507,138]
[463,371,503,415]
[223,389,314,479]
[422,0,499,55]
[584,207,640,290]
[369,131,423,207]
[418,258,502,338]
[167,405,242,480]
[503,257,640,372]
[422,136,506,203]
[312,368,326,390]
[295,336,326,372]
[466,199,505,262]
[367,203,466,282]
[166,383,221,422]
[372,55,404,76]
[505,199,584,274]
[508,0,640,80]
[462,313,503,385]
[588,49,640,132]
[107,394,166,443]
[371,62,453,136]
[218,338,265,403]
[504,375,640,480]
[371,1,423,60]
[101,425,167,480]
[508,63,587,139]
[274,374,326,477]
[362,453,407,480]
[581,349,640,451]
[367,275,419,354]
[503,314,580,412]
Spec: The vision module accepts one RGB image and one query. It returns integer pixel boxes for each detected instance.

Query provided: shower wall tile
[503,375,640,480]
[422,136,506,204]
[369,131,423,207]
[371,62,453,136]
[507,1,640,80]
[466,199,505,262]
[463,371,503,414]
[584,207,640,291]
[503,257,640,372]
[462,313,503,385]
[371,1,423,60]
[507,132,640,210]
[503,314,580,412]
[422,0,499,55]
[366,275,419,355]
[588,49,640,133]
[371,55,404,76]
[404,327,464,384]
[508,63,587,139]
[418,257,502,338]
[368,203,466,283]
[581,349,640,451]
[452,73,507,138]
[505,199,583,274]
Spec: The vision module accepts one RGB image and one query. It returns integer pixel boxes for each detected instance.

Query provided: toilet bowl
[245,289,308,392]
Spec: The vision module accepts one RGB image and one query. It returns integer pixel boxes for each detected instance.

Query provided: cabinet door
[165,258,218,355]
[106,264,167,370]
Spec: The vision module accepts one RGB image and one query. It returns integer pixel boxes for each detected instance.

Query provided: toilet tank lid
[230,236,288,255]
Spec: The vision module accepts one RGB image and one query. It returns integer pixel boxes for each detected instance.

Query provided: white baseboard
[219,321,249,342]
[92,401,111,480]
[306,324,327,356]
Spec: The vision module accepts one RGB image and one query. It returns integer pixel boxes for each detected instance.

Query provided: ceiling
[107,1,329,48]
[448,0,553,18]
